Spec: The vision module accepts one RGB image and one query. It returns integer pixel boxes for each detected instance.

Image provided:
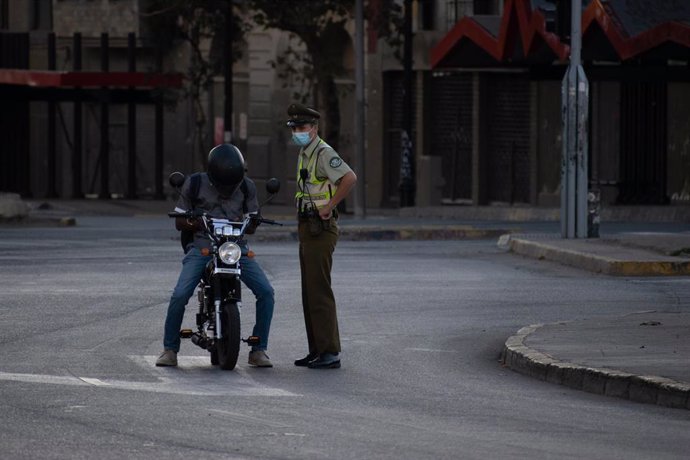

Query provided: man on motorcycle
[156,144,275,368]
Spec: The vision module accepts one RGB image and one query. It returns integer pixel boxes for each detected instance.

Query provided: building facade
[2,0,689,215]
[420,0,690,210]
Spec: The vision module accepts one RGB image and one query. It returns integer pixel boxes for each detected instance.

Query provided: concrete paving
[2,195,690,410]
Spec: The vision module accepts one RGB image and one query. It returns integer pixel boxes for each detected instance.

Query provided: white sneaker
[248,350,273,368]
[155,349,177,367]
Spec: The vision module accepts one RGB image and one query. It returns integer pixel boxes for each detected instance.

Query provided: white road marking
[405,348,459,353]
[79,377,110,386]
[0,356,300,397]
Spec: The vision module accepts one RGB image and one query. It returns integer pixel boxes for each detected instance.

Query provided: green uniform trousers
[298,217,341,354]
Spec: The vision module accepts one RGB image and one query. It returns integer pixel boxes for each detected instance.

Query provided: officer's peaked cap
[286,103,320,127]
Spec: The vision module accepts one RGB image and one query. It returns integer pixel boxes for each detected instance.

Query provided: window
[473,0,496,15]
[30,0,52,31]
[1,0,8,30]
[446,0,502,29]
[446,0,473,30]
[418,0,435,30]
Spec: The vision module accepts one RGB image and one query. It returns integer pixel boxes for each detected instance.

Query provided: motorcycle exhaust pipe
[190,332,213,350]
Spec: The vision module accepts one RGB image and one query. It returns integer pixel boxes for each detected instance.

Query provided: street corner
[502,314,690,410]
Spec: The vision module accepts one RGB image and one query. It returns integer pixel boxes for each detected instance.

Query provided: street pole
[399,0,415,207]
[224,0,233,144]
[561,0,589,238]
[354,0,366,218]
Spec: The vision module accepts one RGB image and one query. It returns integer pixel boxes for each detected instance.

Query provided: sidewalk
[502,311,690,410]
[3,196,690,410]
[499,232,690,410]
[502,233,690,276]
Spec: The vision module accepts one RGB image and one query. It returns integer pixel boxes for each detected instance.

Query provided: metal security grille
[0,32,28,68]
[485,74,530,204]
[430,72,473,202]
[0,32,30,196]
[618,81,668,204]
[383,71,416,207]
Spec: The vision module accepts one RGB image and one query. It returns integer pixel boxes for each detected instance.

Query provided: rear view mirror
[265,178,280,195]
[169,172,186,189]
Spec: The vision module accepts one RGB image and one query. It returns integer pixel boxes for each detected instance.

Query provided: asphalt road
[1,216,689,459]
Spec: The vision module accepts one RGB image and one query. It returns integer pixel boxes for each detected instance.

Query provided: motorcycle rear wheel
[216,301,241,370]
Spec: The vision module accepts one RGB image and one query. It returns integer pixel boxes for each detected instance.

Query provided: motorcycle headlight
[218,242,241,265]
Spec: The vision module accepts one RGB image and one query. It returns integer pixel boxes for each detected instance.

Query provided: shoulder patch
[329,157,343,168]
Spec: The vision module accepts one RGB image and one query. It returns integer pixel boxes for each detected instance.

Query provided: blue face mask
[292,131,312,146]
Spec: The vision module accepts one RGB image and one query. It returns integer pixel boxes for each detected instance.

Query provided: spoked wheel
[216,301,241,370]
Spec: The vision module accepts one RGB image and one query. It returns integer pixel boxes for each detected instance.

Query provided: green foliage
[140,0,250,163]
[141,0,248,82]
[369,0,405,61]
[140,0,404,153]
[249,0,403,103]
[249,1,351,102]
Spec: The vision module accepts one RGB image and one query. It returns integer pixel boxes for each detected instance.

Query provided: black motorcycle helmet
[207,144,245,196]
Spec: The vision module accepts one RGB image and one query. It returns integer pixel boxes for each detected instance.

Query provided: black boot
[294,352,318,367]
[308,353,341,369]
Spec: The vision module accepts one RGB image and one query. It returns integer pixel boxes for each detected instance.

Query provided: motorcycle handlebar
[256,217,283,226]
[168,211,283,227]
[168,210,204,219]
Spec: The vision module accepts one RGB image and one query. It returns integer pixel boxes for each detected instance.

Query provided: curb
[506,236,690,276]
[501,323,690,410]
[0,216,76,227]
[192,226,507,243]
[338,226,505,241]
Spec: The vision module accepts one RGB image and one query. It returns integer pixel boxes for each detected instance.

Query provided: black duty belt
[297,208,339,220]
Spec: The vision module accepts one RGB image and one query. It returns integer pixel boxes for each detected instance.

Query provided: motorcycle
[168,172,282,370]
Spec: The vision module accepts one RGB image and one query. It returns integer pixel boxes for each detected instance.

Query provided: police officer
[287,103,357,369]
[156,144,275,368]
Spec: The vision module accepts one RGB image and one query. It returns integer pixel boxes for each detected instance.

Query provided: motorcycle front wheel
[215,301,241,370]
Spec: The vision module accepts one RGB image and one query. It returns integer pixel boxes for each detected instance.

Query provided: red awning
[584,1,690,61]
[431,0,567,68]
[0,69,183,88]
[431,0,690,69]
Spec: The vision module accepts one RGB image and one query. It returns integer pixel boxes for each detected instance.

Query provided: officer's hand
[319,206,333,220]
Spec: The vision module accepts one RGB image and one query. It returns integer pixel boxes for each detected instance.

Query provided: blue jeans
[163,246,275,352]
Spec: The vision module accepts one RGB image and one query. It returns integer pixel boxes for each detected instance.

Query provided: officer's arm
[319,171,357,220]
